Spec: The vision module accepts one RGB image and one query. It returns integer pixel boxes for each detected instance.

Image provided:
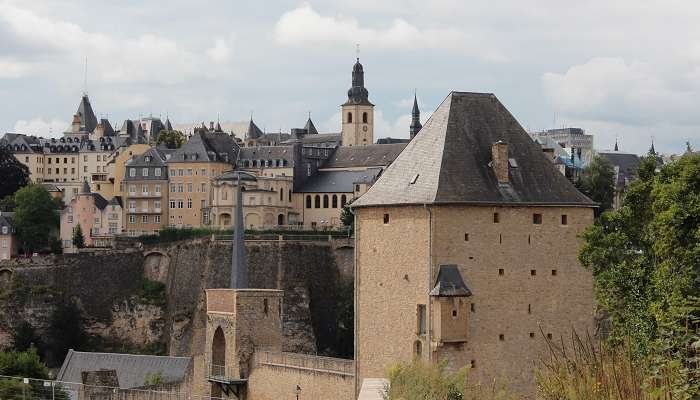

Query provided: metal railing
[254,350,354,377]
[0,375,225,400]
[212,234,341,242]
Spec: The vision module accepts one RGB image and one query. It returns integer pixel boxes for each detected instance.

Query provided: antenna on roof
[83,56,88,96]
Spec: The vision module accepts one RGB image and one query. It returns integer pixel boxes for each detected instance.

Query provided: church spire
[649,138,656,155]
[343,57,372,106]
[614,138,619,152]
[409,93,422,139]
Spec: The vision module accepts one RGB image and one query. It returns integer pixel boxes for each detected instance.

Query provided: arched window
[314,195,321,208]
[347,112,352,123]
[362,112,368,123]
[279,188,283,201]
[323,195,329,208]
[332,195,338,208]
[306,195,312,208]
[288,190,292,203]
[341,195,347,207]
[277,214,285,226]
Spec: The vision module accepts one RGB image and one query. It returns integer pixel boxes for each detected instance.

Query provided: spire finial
[356,43,360,61]
[83,56,88,96]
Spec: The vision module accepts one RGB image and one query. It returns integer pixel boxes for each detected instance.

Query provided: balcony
[206,361,246,397]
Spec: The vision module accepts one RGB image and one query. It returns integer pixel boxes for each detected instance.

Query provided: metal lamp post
[295,384,302,400]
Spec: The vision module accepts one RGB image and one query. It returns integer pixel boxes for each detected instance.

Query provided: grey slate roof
[430,264,472,297]
[323,144,406,169]
[298,168,382,193]
[297,133,341,146]
[57,350,190,389]
[304,118,319,135]
[239,146,294,163]
[169,132,239,164]
[76,95,98,134]
[353,92,596,208]
[376,137,410,145]
[246,119,264,139]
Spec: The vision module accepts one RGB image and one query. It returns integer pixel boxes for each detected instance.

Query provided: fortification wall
[246,350,354,400]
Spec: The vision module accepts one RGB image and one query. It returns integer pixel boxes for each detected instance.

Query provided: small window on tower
[533,213,543,224]
[493,212,500,223]
[464,233,469,241]
[383,213,390,224]
[362,112,368,123]
[561,215,568,225]
[347,112,353,123]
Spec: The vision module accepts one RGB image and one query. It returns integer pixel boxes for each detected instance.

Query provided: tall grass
[535,330,674,400]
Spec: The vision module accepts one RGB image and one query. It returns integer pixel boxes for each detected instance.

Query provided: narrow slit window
[498,268,504,276]
[499,334,505,341]
[561,214,568,225]
[383,213,390,224]
[533,213,542,224]
[470,303,475,312]
[552,269,557,276]
[528,304,531,314]
[493,212,500,223]
[464,233,469,241]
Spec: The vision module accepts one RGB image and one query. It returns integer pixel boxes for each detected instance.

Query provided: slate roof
[430,265,472,297]
[0,212,14,229]
[126,147,168,168]
[246,119,264,139]
[57,350,190,389]
[297,133,341,146]
[239,146,294,163]
[323,144,406,169]
[353,92,596,208]
[169,132,239,164]
[76,95,98,134]
[376,137,410,145]
[298,168,382,193]
[304,118,319,135]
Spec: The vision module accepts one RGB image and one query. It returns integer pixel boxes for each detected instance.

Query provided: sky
[2,0,700,155]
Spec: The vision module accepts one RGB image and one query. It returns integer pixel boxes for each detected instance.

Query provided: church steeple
[341,56,374,146]
[614,138,619,152]
[649,139,656,155]
[343,58,373,106]
[409,93,422,139]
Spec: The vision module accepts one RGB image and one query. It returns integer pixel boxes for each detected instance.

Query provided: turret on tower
[341,58,374,146]
[410,93,422,139]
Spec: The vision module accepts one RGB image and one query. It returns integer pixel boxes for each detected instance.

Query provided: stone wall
[246,350,354,400]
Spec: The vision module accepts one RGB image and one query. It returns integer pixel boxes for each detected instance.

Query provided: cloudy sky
[2,0,699,154]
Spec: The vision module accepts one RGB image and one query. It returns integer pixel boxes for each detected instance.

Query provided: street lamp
[295,384,302,400]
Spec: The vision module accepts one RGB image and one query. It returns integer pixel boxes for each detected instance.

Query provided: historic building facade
[60,181,123,251]
[352,92,597,397]
[122,148,169,235]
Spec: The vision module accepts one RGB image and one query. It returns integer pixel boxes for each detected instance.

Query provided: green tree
[579,153,700,395]
[0,347,49,379]
[13,185,58,254]
[11,322,42,354]
[0,195,16,212]
[340,199,354,234]
[156,130,186,149]
[72,224,85,249]
[0,146,30,200]
[579,155,616,213]
[45,299,87,367]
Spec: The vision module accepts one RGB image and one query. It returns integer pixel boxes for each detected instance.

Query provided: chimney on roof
[491,140,509,184]
[72,114,81,134]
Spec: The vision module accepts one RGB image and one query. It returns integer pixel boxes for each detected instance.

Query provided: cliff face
[0,238,354,366]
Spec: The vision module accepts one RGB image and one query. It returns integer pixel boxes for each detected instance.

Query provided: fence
[0,375,219,400]
[212,233,340,242]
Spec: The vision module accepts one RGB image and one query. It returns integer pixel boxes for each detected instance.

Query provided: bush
[386,359,514,400]
[136,279,167,306]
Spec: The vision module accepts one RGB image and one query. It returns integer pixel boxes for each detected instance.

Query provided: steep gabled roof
[169,132,239,164]
[430,265,472,297]
[304,118,319,135]
[76,95,98,133]
[246,119,263,140]
[353,92,596,208]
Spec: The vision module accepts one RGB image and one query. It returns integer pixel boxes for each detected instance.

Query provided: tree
[0,347,49,379]
[579,155,615,213]
[0,146,29,200]
[45,299,87,368]
[156,130,186,149]
[579,153,700,395]
[340,199,354,234]
[11,322,42,354]
[72,224,85,249]
[13,185,58,254]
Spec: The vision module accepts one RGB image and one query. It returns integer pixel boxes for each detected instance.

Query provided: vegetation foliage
[72,224,85,249]
[577,155,616,213]
[13,184,59,254]
[385,359,514,400]
[563,153,700,398]
[156,130,186,149]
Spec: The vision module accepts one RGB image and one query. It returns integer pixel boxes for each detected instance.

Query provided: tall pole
[230,173,248,288]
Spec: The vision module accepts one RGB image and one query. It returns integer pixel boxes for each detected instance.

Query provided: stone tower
[341,58,374,146]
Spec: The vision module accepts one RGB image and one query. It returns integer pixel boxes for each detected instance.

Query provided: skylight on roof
[508,158,518,168]
[410,174,420,184]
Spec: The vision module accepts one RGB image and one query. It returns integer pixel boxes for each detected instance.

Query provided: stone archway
[277,214,285,226]
[211,326,226,398]
[219,213,232,228]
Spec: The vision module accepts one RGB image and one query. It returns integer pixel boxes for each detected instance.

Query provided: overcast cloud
[2,0,700,154]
